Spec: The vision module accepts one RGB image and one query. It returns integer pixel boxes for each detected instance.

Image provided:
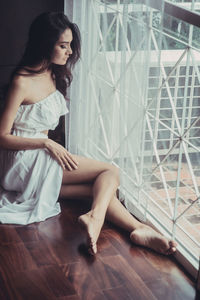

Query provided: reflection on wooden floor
[0,198,199,300]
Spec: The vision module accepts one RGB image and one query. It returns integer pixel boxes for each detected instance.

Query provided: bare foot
[78,212,104,255]
[130,225,177,255]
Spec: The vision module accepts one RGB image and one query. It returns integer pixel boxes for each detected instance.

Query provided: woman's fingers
[48,149,70,170]
[67,152,79,166]
[55,155,66,170]
[45,139,78,171]
[54,153,72,171]
[64,153,78,170]
[63,159,73,171]
[56,150,78,171]
[59,150,78,170]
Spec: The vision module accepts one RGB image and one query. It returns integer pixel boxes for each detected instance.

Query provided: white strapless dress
[0,90,68,225]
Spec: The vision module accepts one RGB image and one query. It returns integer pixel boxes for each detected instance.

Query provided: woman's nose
[67,46,72,55]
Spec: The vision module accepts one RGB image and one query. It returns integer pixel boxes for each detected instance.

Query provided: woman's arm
[0,76,47,150]
[0,76,78,170]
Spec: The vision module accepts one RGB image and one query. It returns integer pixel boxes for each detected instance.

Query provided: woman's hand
[44,139,78,171]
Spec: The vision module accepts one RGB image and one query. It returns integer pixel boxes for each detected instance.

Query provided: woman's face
[51,28,73,65]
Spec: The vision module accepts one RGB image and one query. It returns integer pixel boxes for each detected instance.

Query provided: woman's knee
[107,164,120,185]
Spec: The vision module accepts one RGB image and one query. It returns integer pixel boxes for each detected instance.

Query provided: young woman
[0,12,177,255]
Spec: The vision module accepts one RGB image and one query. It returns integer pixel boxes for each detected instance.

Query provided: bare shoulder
[11,74,30,93]
[7,74,31,106]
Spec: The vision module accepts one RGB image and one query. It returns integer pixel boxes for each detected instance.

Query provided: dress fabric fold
[0,90,68,225]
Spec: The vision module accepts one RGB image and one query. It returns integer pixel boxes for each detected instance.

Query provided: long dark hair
[12,12,81,97]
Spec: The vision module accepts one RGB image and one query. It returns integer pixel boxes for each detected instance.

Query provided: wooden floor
[0,198,199,300]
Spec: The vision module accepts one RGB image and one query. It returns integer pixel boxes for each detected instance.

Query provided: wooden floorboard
[0,198,199,300]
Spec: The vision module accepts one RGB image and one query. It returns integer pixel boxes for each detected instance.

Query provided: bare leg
[61,155,119,254]
[60,183,177,255]
[60,184,141,231]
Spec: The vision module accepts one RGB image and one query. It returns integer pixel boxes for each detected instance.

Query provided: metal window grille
[66,0,200,279]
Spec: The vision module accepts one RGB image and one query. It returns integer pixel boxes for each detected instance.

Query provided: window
[67,0,200,279]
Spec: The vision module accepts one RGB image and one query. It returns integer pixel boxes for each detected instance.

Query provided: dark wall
[0,0,64,88]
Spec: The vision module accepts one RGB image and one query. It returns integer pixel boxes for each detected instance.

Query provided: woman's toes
[87,236,97,255]
[78,212,104,255]
[88,241,97,255]
[130,226,177,255]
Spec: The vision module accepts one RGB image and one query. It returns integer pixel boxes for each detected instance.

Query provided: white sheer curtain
[65,0,200,278]
[66,0,162,217]
[66,0,162,227]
